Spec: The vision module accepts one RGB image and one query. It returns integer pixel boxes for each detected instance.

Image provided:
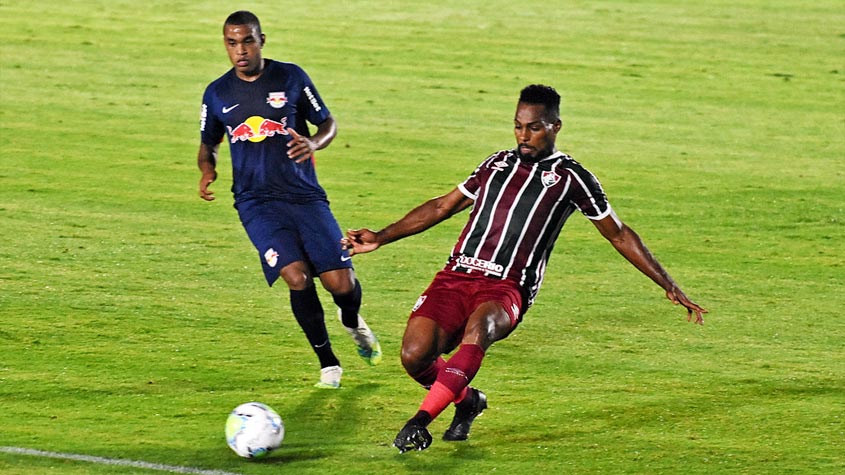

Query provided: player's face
[513,103,561,160]
[224,24,265,80]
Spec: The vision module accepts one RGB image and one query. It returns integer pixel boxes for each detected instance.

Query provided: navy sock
[332,279,362,328]
[290,285,339,368]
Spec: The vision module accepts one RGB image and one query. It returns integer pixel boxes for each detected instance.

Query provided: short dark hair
[519,84,560,121]
[224,10,262,35]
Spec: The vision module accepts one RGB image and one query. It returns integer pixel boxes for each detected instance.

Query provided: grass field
[1,1,843,474]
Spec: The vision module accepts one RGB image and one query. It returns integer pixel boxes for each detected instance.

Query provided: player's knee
[320,269,356,295]
[400,344,430,375]
[280,264,312,290]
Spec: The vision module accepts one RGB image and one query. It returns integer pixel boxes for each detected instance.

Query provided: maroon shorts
[409,269,525,337]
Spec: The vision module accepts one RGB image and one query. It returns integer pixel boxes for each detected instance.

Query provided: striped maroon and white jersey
[447,149,612,306]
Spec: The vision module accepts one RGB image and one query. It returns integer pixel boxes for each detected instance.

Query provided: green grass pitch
[1,1,843,474]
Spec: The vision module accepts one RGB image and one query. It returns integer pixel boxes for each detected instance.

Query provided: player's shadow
[256,381,383,464]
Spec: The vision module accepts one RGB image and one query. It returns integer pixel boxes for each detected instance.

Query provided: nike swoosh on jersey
[340,255,352,262]
[222,104,240,113]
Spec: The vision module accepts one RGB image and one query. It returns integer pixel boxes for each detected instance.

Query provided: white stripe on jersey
[499,158,558,284]
[570,170,611,219]
[490,162,539,266]
[518,172,572,292]
[457,182,476,199]
[458,161,519,258]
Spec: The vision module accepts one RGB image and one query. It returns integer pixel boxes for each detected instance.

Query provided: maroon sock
[453,386,469,405]
[438,344,485,398]
[418,344,486,421]
[408,356,446,388]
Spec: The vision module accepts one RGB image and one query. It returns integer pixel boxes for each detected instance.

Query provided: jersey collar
[515,149,565,163]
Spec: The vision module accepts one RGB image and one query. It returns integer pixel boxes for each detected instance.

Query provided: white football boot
[338,310,382,366]
[315,365,343,389]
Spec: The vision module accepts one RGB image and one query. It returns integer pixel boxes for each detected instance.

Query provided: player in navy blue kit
[344,85,707,451]
[197,11,381,389]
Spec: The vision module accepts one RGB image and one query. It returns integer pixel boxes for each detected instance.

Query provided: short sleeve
[200,86,225,146]
[458,168,481,199]
[457,152,502,199]
[567,166,612,220]
[296,67,332,126]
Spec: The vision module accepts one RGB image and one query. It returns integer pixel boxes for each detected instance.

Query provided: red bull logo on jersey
[266,91,288,109]
[227,116,288,143]
[541,170,561,188]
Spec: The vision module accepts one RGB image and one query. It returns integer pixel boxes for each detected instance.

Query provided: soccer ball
[225,402,285,458]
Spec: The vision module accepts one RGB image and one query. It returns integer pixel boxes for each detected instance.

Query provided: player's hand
[199,171,217,201]
[666,285,707,325]
[286,128,317,163]
[342,228,381,256]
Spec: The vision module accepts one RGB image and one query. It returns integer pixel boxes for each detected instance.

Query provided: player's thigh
[290,201,350,274]
[408,271,471,338]
[461,302,515,350]
[401,316,452,364]
[463,278,523,348]
[236,200,305,286]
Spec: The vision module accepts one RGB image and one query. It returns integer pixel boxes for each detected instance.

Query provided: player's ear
[260,34,266,47]
[553,120,562,133]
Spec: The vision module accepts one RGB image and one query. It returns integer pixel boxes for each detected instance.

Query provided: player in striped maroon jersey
[344,85,707,453]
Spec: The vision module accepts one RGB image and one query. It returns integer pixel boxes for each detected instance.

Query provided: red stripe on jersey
[447,150,610,306]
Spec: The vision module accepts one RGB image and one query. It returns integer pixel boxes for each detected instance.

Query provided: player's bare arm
[592,210,707,324]
[197,141,220,201]
[286,116,337,163]
[344,188,473,255]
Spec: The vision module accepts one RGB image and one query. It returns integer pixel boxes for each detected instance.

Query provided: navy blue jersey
[200,59,332,204]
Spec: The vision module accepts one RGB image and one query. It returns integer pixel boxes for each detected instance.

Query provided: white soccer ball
[225,402,285,458]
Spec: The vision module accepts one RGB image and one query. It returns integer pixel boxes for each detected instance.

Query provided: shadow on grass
[256,381,385,463]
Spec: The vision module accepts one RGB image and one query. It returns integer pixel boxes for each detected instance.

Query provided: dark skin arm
[592,210,707,324]
[286,115,337,163]
[345,187,706,324]
[197,141,219,201]
[344,187,474,253]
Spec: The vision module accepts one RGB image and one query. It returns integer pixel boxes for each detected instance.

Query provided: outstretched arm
[197,141,219,201]
[344,187,474,255]
[592,210,707,324]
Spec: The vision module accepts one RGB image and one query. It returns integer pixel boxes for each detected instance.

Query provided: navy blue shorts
[235,199,353,286]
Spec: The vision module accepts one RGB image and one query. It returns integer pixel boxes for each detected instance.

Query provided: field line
[0,446,243,475]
